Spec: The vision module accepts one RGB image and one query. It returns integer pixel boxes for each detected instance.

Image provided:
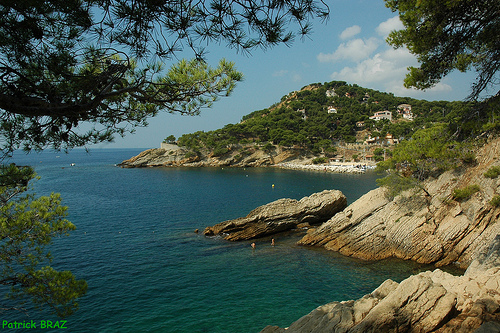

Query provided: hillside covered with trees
[169,80,489,162]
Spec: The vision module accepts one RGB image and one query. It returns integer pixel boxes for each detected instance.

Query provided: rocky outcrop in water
[298,137,500,269]
[261,236,500,333]
[118,144,304,168]
[203,190,347,241]
[260,137,500,332]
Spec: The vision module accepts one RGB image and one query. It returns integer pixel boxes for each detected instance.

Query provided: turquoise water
[2,149,435,332]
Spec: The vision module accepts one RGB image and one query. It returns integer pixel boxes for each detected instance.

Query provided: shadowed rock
[203,190,347,241]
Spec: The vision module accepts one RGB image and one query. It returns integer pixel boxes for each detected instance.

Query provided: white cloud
[292,73,302,82]
[340,25,361,40]
[317,38,379,63]
[388,81,453,98]
[329,46,453,98]
[273,70,288,77]
[330,47,415,83]
[376,16,404,37]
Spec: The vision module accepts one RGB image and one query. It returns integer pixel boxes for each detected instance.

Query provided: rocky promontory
[118,144,303,168]
[203,190,347,241]
[117,144,374,173]
[298,137,500,269]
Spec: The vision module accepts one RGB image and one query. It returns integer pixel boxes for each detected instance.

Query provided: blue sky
[96,0,476,149]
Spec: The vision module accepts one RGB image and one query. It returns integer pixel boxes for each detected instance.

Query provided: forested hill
[169,80,480,158]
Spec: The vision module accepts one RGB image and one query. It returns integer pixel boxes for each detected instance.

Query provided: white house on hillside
[397,104,414,120]
[327,106,337,114]
[369,110,392,121]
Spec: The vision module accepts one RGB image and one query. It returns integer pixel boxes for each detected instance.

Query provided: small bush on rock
[484,166,500,179]
[490,195,500,207]
[452,184,480,201]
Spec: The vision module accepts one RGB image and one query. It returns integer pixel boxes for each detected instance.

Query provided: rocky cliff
[203,190,347,241]
[299,137,500,269]
[118,144,306,168]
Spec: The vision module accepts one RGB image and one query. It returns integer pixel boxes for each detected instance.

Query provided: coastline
[117,146,379,174]
[260,136,500,332]
[274,162,376,174]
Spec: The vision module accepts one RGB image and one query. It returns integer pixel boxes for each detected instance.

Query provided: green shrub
[376,172,418,200]
[484,166,500,179]
[185,151,197,158]
[461,151,476,164]
[312,157,328,164]
[212,147,230,157]
[452,184,480,201]
[262,142,274,153]
[490,195,500,207]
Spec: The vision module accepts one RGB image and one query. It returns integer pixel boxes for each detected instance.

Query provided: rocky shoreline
[200,136,500,332]
[117,145,376,174]
[261,236,500,333]
[275,162,375,174]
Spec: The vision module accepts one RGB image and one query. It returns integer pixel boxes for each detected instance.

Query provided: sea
[1,148,447,332]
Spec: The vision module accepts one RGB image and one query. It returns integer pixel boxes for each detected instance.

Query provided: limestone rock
[298,137,500,268]
[118,144,305,168]
[203,190,347,241]
[261,237,500,333]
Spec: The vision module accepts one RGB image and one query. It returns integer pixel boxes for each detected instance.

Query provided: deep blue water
[2,149,436,332]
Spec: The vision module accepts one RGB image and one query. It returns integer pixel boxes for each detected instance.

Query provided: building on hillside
[385,133,399,145]
[369,110,392,121]
[356,121,365,128]
[397,104,414,120]
[330,156,344,163]
[362,93,370,103]
[398,104,412,112]
[327,106,337,114]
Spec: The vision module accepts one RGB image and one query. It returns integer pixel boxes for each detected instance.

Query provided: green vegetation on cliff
[173,80,495,160]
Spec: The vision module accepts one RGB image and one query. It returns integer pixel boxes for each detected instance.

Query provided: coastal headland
[200,136,500,332]
[118,144,375,174]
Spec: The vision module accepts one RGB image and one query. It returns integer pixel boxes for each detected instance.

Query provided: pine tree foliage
[385,0,500,100]
[0,0,329,154]
[0,164,87,317]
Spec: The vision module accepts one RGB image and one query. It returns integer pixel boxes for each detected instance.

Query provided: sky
[94,0,477,149]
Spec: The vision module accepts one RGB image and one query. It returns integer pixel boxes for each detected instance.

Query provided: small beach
[275,162,376,174]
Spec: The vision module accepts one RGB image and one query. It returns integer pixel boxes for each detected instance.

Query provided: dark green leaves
[385,0,500,100]
[0,0,328,154]
[0,165,87,317]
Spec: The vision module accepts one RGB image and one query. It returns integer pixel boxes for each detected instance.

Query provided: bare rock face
[118,144,305,168]
[260,237,500,333]
[299,137,500,269]
[203,190,347,241]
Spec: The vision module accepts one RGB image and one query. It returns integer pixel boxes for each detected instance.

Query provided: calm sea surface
[3,149,438,332]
